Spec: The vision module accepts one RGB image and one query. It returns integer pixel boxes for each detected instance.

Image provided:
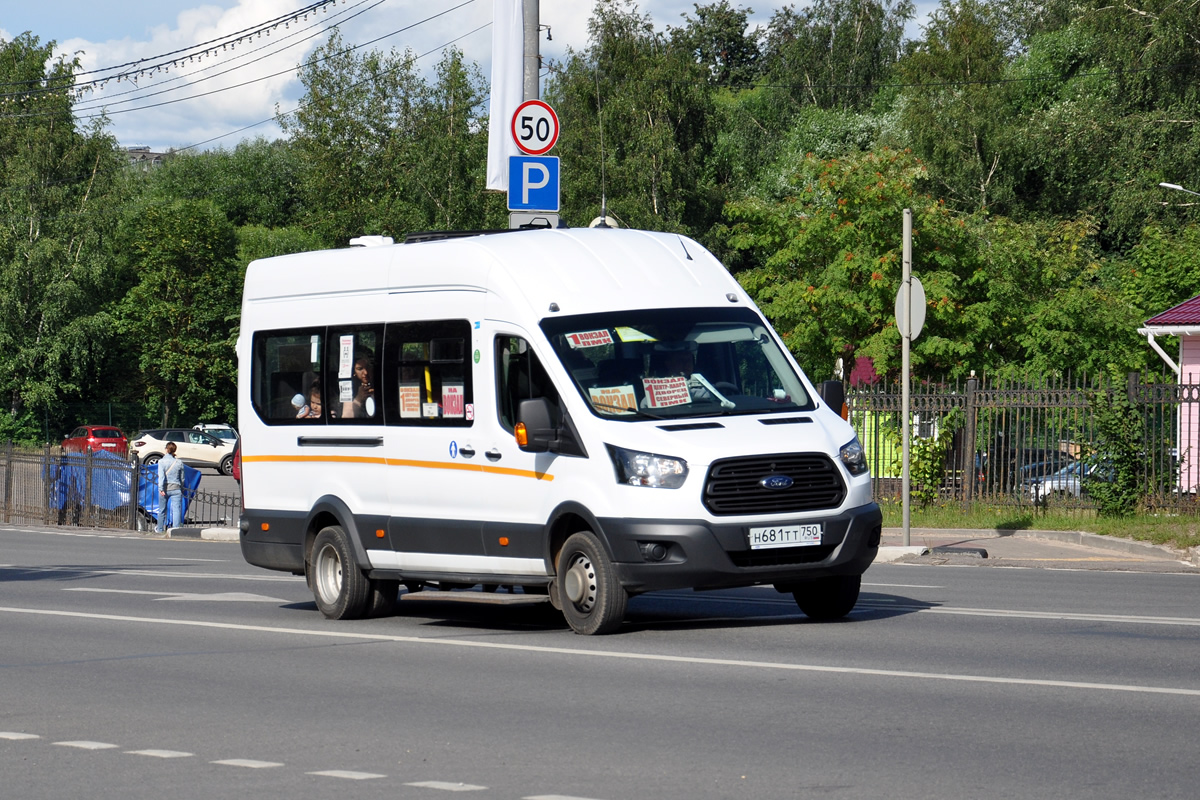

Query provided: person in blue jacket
[156,442,184,533]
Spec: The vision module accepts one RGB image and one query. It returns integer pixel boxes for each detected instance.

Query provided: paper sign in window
[399,385,422,418]
[338,379,353,403]
[588,386,637,415]
[338,335,354,378]
[565,329,613,349]
[642,376,692,408]
[442,384,465,418]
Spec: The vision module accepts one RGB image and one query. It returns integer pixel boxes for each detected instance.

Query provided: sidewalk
[878,526,1200,572]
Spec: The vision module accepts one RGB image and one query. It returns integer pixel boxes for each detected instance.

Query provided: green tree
[112,199,241,424]
[0,33,127,440]
[761,0,913,112]
[545,0,722,234]
[724,148,984,380]
[144,138,305,229]
[671,1,762,88]
[895,0,1014,213]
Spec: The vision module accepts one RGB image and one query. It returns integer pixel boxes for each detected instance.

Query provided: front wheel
[791,574,861,621]
[310,525,370,620]
[556,531,627,635]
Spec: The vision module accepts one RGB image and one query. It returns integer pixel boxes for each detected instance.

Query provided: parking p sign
[507,155,560,212]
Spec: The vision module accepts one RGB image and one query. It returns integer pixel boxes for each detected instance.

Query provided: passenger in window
[341,350,376,419]
[296,380,323,419]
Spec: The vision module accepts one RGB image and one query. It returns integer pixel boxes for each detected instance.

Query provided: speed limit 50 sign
[511,100,559,156]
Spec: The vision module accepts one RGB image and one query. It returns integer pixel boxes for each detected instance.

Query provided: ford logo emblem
[760,474,793,490]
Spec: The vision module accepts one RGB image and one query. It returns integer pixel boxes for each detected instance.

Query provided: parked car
[61,425,128,456]
[193,423,238,443]
[132,428,236,475]
[978,447,1075,489]
[1026,461,1114,503]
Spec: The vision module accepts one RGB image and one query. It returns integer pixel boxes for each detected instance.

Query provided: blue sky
[2,0,935,152]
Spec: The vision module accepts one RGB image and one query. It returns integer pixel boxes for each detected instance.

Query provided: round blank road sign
[511,100,560,155]
[894,276,927,339]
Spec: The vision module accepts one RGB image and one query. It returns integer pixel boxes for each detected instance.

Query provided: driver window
[496,336,558,432]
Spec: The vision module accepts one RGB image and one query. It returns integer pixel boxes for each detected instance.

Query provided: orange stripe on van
[241,454,553,481]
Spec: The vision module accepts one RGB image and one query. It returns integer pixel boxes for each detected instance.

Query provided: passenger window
[326,326,383,424]
[496,336,558,432]
[251,328,325,424]
[382,320,472,427]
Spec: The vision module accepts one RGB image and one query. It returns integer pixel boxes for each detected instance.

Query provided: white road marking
[1,564,297,582]
[212,758,283,768]
[127,749,193,758]
[525,795,608,800]
[4,605,1199,698]
[309,770,386,780]
[160,557,228,562]
[405,781,488,791]
[54,740,118,750]
[0,732,39,740]
[62,588,290,603]
[857,602,1200,627]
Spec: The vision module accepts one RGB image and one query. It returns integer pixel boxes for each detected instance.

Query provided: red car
[61,425,129,456]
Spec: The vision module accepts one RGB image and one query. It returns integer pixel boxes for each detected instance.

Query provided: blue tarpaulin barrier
[47,451,201,524]
[137,461,202,524]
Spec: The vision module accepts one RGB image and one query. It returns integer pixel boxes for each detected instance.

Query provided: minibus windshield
[541,307,815,420]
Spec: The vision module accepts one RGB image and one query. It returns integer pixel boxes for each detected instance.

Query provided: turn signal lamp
[515,422,529,447]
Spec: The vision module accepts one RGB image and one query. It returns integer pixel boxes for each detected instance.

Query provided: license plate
[748,524,822,550]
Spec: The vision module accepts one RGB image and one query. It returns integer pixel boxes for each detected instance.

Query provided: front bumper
[597,502,882,594]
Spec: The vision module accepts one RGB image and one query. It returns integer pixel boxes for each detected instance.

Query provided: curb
[882,527,1188,562]
[167,526,239,542]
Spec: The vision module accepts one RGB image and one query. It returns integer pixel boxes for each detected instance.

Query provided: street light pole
[1159,182,1200,198]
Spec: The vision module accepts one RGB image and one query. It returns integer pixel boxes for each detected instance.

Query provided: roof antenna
[592,63,611,228]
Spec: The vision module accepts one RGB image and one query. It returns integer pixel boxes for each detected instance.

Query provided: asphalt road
[3,525,1199,799]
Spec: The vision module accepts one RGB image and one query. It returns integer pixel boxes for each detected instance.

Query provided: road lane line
[405,781,488,791]
[54,741,118,750]
[0,564,298,582]
[309,770,387,780]
[0,732,39,740]
[212,758,283,768]
[3,605,1199,698]
[127,749,193,758]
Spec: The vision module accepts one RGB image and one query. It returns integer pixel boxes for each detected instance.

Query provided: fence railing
[0,443,241,531]
[850,371,1200,514]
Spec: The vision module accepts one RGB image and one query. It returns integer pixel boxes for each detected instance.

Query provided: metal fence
[851,371,1200,514]
[0,443,241,532]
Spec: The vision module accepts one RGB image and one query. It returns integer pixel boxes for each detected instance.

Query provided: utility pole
[523,0,539,100]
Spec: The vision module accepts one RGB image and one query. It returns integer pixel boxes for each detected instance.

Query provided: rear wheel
[219,454,234,476]
[791,574,861,621]
[142,454,161,467]
[556,531,627,635]
[310,525,370,620]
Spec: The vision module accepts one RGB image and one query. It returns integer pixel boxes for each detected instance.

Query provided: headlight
[839,437,869,476]
[607,445,688,488]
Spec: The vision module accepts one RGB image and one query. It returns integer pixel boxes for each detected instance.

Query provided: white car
[132,428,236,475]
[192,423,238,443]
[1027,462,1112,503]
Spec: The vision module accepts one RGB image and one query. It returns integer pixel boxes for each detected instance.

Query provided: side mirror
[819,380,848,420]
[516,397,556,453]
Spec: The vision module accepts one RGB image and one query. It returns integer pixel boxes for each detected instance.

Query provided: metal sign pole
[902,209,912,547]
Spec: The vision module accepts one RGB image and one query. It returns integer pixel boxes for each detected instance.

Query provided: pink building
[1139,295,1200,493]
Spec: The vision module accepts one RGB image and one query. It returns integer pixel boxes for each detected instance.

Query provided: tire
[219,454,234,476]
[367,579,399,617]
[309,525,370,620]
[556,531,627,635]
[791,574,861,621]
[142,454,161,467]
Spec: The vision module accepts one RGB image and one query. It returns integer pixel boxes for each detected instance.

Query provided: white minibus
[237,227,880,634]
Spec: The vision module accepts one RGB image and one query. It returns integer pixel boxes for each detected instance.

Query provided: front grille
[703,453,846,515]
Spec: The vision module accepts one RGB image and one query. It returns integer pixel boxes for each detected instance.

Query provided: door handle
[459,446,476,458]
[486,449,502,461]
